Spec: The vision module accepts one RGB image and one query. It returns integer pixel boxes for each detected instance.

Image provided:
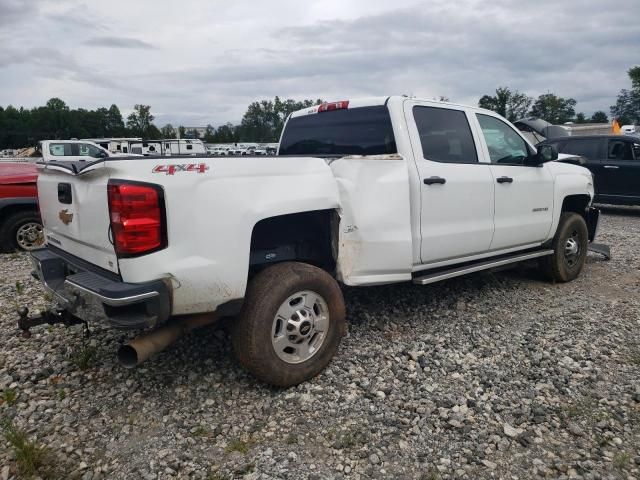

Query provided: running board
[413,249,554,285]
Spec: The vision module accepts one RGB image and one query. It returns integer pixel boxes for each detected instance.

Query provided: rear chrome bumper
[30,248,171,329]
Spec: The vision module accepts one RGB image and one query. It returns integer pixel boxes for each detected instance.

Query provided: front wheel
[539,212,588,282]
[232,262,346,387]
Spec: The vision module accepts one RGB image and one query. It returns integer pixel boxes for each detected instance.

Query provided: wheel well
[249,210,337,275]
[0,204,39,227]
[561,194,590,219]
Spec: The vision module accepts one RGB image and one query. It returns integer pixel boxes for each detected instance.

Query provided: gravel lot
[1,207,639,480]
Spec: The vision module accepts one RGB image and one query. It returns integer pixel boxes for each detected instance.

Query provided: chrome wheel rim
[16,222,44,250]
[271,290,329,364]
[564,230,581,267]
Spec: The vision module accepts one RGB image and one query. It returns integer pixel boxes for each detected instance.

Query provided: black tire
[539,212,588,282]
[0,210,43,253]
[232,262,346,387]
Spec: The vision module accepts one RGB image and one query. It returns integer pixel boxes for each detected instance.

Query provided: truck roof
[289,95,492,119]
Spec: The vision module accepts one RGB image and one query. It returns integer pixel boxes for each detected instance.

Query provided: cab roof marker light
[317,101,350,113]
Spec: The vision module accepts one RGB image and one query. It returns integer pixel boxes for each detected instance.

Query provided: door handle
[424,176,446,185]
[603,165,619,169]
[496,176,513,184]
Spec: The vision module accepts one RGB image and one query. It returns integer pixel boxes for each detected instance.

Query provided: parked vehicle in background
[539,135,640,205]
[84,138,142,154]
[0,162,42,252]
[129,141,163,156]
[27,96,599,386]
[159,139,206,156]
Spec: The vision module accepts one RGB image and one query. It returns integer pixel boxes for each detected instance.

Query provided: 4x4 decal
[152,163,209,175]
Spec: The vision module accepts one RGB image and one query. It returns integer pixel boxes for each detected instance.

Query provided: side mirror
[526,144,558,166]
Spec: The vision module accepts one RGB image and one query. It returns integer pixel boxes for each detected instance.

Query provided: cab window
[559,138,602,159]
[413,106,478,163]
[78,143,106,158]
[608,140,634,160]
[49,143,72,156]
[476,114,529,165]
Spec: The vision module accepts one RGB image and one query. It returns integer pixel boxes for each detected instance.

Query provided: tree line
[1,65,638,149]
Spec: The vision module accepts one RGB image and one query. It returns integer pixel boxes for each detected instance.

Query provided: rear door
[473,112,554,250]
[403,101,495,263]
[601,138,640,198]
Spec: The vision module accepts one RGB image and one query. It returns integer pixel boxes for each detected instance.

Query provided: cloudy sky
[1,0,638,127]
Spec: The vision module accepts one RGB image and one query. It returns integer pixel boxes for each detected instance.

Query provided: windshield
[279,106,397,156]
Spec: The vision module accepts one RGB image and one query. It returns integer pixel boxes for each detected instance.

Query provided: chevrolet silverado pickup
[25,96,600,386]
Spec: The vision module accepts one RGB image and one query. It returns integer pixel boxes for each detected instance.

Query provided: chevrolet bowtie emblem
[59,209,74,225]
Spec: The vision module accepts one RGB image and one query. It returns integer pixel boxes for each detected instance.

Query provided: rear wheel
[232,262,346,387]
[539,212,588,282]
[0,211,44,253]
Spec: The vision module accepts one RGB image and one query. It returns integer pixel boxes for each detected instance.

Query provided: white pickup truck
[24,96,600,386]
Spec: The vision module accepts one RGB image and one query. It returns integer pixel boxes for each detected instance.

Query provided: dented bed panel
[330,155,414,285]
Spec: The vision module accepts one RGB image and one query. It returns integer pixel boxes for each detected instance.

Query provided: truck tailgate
[37,163,119,273]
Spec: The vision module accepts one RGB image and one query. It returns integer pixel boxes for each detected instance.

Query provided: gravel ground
[1,207,639,480]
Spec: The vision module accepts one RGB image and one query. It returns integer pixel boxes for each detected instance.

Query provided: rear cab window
[413,106,478,163]
[607,139,634,160]
[279,106,397,156]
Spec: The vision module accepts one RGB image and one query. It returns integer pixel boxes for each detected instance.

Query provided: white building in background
[181,127,208,139]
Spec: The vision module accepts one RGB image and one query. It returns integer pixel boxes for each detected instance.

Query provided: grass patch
[70,345,98,371]
[15,281,24,295]
[2,419,50,477]
[627,350,640,366]
[56,389,66,401]
[207,473,230,480]
[225,438,252,455]
[613,452,631,471]
[193,425,210,437]
[285,433,298,445]
[1,389,17,407]
[420,470,442,480]
[331,425,369,450]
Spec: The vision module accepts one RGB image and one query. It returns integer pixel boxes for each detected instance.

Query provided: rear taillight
[317,100,349,112]
[107,181,166,257]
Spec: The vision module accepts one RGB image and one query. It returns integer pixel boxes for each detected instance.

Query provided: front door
[601,138,640,199]
[474,113,554,250]
[404,102,495,264]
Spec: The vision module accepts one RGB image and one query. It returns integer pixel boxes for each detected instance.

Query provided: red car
[0,162,43,252]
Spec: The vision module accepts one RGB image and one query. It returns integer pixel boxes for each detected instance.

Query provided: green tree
[478,87,532,122]
[203,124,215,143]
[590,111,608,123]
[178,125,186,139]
[106,104,125,136]
[212,123,238,143]
[126,104,155,137]
[529,93,577,124]
[160,124,176,139]
[239,96,323,142]
[610,66,640,124]
[573,112,587,124]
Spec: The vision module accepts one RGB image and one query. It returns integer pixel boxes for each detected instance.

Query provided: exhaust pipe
[117,313,218,368]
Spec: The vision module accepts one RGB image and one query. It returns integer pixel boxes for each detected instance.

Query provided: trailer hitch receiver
[17,306,85,338]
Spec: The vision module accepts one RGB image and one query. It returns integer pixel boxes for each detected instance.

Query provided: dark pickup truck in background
[0,162,43,252]
[539,135,640,206]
